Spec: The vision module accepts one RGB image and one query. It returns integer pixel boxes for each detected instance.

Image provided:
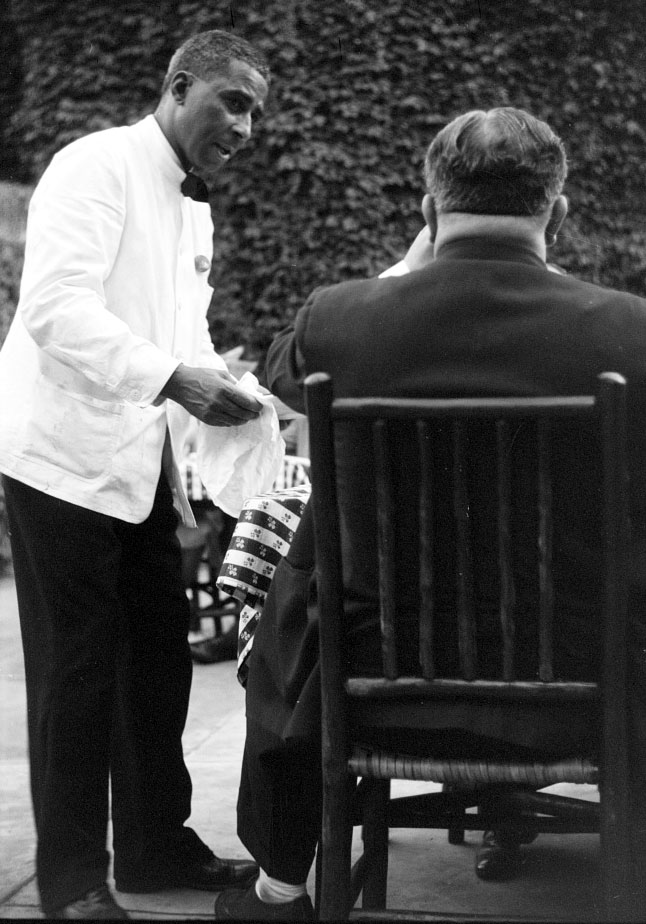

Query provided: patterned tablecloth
[216,484,312,686]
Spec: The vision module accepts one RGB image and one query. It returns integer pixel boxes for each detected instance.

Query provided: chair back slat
[417,420,435,680]
[537,420,555,681]
[372,420,398,679]
[452,421,478,680]
[496,420,516,681]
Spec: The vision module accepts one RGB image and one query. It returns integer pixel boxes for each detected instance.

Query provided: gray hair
[161,30,269,93]
[424,108,567,216]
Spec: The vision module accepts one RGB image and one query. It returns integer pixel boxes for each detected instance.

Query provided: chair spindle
[537,419,555,682]
[417,420,435,680]
[373,419,398,679]
[496,420,516,681]
[452,421,477,680]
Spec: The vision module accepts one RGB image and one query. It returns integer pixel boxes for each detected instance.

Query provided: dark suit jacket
[251,236,646,756]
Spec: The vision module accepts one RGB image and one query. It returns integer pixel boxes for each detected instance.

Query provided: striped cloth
[216,484,311,686]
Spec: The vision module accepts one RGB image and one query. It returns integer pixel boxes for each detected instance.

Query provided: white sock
[254,868,307,904]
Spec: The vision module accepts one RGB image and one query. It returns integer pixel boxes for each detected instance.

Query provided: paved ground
[0,572,608,921]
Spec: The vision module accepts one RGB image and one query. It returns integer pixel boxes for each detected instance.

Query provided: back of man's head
[161,30,269,93]
[425,107,567,217]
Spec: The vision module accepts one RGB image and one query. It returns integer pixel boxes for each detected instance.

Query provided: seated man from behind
[214,107,646,921]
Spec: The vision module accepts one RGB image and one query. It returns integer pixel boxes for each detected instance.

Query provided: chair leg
[599,781,642,922]
[448,826,465,844]
[361,778,390,910]
[187,586,201,634]
[319,772,356,921]
[444,783,466,844]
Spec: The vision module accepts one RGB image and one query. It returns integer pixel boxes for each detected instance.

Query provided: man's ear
[545,195,568,246]
[421,193,438,242]
[170,71,194,104]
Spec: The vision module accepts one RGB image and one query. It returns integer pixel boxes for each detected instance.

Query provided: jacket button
[195,255,211,273]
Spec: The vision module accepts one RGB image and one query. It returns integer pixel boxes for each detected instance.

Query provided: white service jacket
[0,115,225,524]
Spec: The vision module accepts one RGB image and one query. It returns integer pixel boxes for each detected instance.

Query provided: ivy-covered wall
[3,0,646,359]
[184,0,646,356]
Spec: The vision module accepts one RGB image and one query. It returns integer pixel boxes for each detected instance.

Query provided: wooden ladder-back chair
[304,371,637,922]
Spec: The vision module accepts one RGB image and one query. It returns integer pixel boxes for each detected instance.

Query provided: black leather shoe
[475,829,523,881]
[214,882,315,921]
[50,885,129,919]
[115,853,259,893]
[190,628,238,664]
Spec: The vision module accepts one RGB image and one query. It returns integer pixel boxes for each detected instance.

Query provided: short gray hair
[424,108,567,216]
[161,30,269,93]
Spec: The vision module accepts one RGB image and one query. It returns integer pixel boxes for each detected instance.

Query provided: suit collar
[434,236,547,269]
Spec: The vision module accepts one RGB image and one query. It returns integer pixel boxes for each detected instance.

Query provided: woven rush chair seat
[304,371,637,923]
[348,748,598,787]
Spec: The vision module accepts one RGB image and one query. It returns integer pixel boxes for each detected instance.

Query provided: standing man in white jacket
[0,30,268,920]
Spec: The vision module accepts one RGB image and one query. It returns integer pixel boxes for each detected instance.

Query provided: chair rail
[331,395,596,419]
[345,676,599,702]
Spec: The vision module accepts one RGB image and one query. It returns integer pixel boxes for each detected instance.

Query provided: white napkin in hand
[195,372,285,518]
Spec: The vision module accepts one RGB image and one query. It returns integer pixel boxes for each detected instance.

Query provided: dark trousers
[4,473,203,914]
[237,720,321,884]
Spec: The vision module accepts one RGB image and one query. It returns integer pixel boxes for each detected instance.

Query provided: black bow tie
[181,173,210,202]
